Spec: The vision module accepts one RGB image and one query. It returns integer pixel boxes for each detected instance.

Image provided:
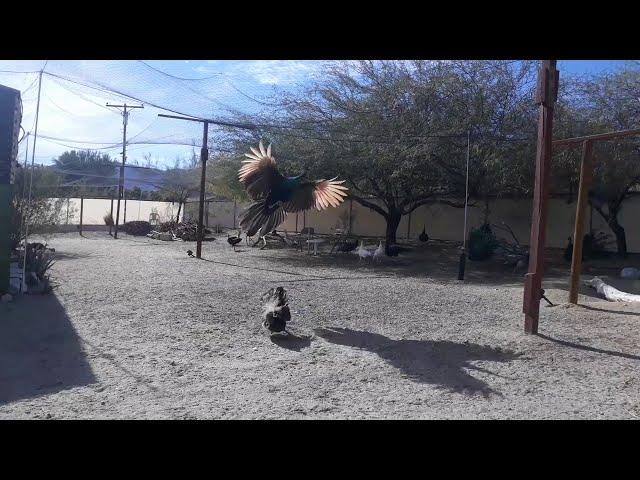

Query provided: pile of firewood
[174,221,212,241]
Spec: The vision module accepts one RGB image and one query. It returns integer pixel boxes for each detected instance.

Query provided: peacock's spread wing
[238,141,284,200]
[283,178,349,212]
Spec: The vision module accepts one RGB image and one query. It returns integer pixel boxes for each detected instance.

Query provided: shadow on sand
[0,295,97,405]
[269,332,313,352]
[537,333,640,361]
[314,327,521,397]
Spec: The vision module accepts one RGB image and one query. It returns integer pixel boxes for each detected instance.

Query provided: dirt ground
[2,232,640,419]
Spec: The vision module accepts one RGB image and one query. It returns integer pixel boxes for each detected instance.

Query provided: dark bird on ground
[238,141,349,237]
[227,230,243,251]
[418,226,429,243]
[540,288,554,306]
[187,249,194,257]
[563,236,573,262]
[335,239,358,253]
[261,286,291,334]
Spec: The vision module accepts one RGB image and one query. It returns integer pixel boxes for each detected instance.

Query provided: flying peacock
[238,141,349,237]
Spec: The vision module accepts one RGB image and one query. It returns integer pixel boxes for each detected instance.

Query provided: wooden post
[66,198,70,225]
[407,210,412,240]
[348,199,353,234]
[123,196,127,224]
[109,196,114,235]
[79,196,84,236]
[295,212,298,233]
[569,140,593,304]
[523,60,559,334]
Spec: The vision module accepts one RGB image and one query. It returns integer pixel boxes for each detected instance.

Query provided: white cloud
[196,60,326,85]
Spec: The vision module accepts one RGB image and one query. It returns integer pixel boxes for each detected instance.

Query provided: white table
[306,239,326,256]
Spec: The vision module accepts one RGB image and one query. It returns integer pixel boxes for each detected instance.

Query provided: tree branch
[349,194,389,218]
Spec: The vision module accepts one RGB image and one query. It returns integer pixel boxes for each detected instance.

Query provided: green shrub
[468,224,498,261]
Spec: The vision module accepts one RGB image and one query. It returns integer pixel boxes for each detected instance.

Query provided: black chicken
[335,239,358,253]
[187,249,195,257]
[261,286,291,334]
[227,230,243,251]
[563,237,573,262]
[238,141,349,237]
[418,227,429,243]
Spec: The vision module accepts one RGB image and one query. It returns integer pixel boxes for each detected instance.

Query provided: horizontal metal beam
[553,127,640,147]
[158,113,257,130]
[157,113,207,123]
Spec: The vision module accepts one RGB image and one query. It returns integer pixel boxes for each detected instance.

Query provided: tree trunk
[608,216,627,257]
[592,202,627,258]
[385,210,402,255]
[483,197,491,225]
[176,201,182,224]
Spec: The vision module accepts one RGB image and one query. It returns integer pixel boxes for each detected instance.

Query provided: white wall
[52,198,179,226]
[65,195,639,253]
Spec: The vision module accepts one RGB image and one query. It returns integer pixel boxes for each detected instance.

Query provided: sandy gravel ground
[1,232,640,419]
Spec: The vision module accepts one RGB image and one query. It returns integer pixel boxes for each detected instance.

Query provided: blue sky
[0,60,634,170]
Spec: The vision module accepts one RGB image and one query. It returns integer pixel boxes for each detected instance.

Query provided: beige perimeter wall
[64,196,639,253]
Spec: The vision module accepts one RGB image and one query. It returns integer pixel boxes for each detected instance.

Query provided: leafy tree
[231,60,539,252]
[552,67,640,256]
[158,166,200,222]
[9,165,68,249]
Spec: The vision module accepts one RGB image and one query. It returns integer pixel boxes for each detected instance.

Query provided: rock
[1,293,13,303]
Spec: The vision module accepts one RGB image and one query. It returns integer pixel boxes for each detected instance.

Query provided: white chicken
[372,241,384,262]
[354,240,372,261]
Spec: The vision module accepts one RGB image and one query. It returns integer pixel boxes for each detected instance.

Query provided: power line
[137,61,223,81]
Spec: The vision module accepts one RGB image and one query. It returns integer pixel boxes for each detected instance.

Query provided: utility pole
[158,113,210,258]
[523,60,559,334]
[107,103,143,238]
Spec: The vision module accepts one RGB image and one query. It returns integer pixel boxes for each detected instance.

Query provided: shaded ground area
[0,295,96,409]
[1,232,639,419]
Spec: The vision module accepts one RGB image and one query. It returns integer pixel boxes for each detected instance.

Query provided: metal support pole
[22,71,43,292]
[568,140,593,304]
[109,196,114,235]
[156,113,218,259]
[196,121,209,259]
[79,196,84,236]
[458,130,471,281]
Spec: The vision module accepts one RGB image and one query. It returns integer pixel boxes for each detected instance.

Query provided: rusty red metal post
[523,60,559,334]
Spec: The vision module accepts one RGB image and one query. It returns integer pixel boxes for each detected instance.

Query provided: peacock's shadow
[269,332,313,352]
[314,327,522,397]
